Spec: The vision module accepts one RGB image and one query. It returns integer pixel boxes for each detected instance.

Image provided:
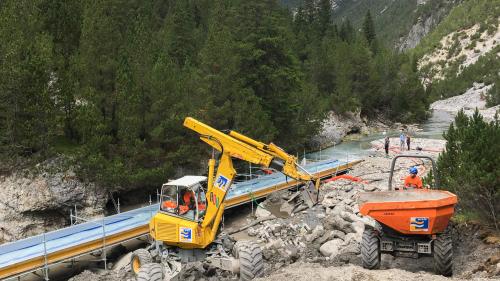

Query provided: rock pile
[243,178,380,271]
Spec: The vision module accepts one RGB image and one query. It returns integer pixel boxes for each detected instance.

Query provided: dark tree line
[0,0,427,190]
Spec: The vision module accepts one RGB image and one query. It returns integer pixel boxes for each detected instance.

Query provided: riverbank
[430,82,499,122]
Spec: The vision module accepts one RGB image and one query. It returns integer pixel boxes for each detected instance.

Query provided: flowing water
[306,110,454,162]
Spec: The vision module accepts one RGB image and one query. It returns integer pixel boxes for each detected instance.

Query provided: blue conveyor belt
[0,158,355,274]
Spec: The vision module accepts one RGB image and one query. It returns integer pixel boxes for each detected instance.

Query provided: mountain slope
[414,0,500,101]
[283,0,460,50]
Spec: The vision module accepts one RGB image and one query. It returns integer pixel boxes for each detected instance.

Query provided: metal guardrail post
[70,209,73,225]
[101,217,107,270]
[117,198,120,214]
[74,205,78,224]
[42,233,49,281]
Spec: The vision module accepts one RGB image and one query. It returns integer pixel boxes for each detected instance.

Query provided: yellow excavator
[130,117,320,281]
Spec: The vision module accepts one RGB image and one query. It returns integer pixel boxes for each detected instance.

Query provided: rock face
[397,11,444,52]
[311,111,369,149]
[0,158,107,243]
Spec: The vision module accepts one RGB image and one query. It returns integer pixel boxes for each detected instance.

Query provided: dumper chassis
[360,155,455,276]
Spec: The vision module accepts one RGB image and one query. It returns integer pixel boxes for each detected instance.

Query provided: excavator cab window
[160,182,207,222]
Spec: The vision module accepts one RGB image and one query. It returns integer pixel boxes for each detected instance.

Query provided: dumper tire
[434,232,453,276]
[137,263,164,281]
[233,241,264,281]
[131,249,152,276]
[361,228,381,269]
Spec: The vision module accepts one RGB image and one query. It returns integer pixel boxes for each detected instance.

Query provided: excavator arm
[183,117,317,240]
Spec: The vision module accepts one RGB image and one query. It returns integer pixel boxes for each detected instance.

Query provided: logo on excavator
[410,217,429,231]
[179,227,193,242]
[215,175,229,192]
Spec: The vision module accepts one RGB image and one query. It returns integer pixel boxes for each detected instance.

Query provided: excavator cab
[159,176,207,222]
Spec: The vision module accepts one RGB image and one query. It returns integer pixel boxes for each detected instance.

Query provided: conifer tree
[0,0,55,155]
[362,10,378,54]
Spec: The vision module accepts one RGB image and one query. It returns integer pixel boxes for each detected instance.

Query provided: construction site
[0,115,498,281]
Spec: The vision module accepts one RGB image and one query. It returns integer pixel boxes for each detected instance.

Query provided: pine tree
[0,0,55,155]
[362,10,378,54]
[317,0,332,37]
[40,0,83,141]
[438,110,499,230]
[232,0,319,147]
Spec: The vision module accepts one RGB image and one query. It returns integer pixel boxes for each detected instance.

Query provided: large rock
[306,225,325,243]
[255,206,272,218]
[310,111,368,149]
[319,238,344,257]
[324,216,355,234]
[0,158,107,243]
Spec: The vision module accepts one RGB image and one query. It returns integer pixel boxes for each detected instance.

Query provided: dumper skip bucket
[358,190,457,235]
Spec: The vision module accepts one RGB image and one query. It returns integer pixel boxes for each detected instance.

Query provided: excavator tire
[434,232,453,276]
[137,263,164,281]
[131,249,152,276]
[361,228,381,269]
[233,241,264,281]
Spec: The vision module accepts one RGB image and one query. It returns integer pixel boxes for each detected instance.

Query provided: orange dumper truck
[358,155,457,276]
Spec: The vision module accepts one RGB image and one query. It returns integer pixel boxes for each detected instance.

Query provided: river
[307,110,454,162]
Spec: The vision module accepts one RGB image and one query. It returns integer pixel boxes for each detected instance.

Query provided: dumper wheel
[137,263,164,281]
[361,228,381,269]
[434,232,453,276]
[131,249,152,276]
[233,241,264,281]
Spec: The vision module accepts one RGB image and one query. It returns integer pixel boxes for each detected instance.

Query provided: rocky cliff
[0,158,107,243]
[397,7,449,52]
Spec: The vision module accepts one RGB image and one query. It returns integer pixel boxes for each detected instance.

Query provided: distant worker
[399,130,406,151]
[384,136,390,156]
[406,135,411,151]
[404,167,423,189]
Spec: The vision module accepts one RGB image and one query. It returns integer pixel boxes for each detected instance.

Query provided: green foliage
[362,10,377,53]
[426,46,500,101]
[486,76,500,107]
[438,110,500,230]
[0,0,430,191]
[0,0,56,155]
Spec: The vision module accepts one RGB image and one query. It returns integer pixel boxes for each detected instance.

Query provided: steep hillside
[283,0,460,50]
[414,0,500,102]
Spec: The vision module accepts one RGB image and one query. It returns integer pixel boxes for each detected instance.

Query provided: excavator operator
[404,167,423,189]
[179,189,196,216]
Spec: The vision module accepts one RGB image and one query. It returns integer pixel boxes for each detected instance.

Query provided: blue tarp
[0,158,354,270]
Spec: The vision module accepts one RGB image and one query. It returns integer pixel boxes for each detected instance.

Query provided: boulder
[331,230,346,240]
[319,238,343,257]
[255,206,271,218]
[306,225,325,243]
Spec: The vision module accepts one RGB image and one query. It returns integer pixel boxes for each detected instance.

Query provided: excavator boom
[183,117,316,239]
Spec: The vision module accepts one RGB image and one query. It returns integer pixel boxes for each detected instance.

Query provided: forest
[0,0,427,190]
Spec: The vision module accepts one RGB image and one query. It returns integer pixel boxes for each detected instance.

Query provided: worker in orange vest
[404,167,423,189]
[179,190,195,215]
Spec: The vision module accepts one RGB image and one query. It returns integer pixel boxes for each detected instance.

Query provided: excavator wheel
[131,249,152,276]
[434,232,453,276]
[361,228,381,269]
[233,241,264,281]
[137,263,164,281]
